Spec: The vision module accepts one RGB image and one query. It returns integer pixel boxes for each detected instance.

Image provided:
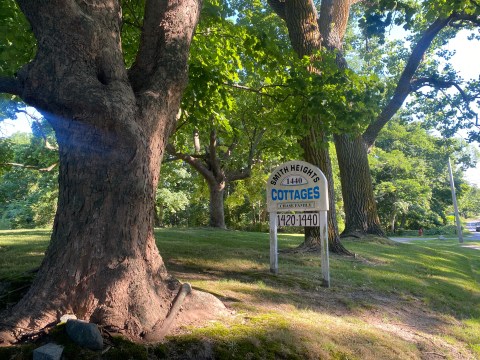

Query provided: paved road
[466,221,480,241]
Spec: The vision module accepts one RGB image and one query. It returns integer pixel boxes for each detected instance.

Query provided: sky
[444,30,480,186]
[1,29,479,186]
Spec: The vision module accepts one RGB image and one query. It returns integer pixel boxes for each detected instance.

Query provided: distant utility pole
[448,158,463,244]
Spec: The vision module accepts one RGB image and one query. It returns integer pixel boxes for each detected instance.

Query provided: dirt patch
[352,294,472,359]
[167,260,477,360]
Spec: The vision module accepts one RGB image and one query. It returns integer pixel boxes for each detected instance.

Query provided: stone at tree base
[65,319,103,350]
[59,314,77,324]
[33,343,64,360]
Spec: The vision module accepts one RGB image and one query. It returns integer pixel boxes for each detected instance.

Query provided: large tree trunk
[0,0,226,344]
[267,0,356,255]
[299,125,352,255]
[317,0,385,238]
[334,134,384,237]
[209,183,226,229]
[5,123,173,335]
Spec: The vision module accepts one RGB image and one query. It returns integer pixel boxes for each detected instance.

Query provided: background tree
[0,126,58,229]
[0,0,221,343]
[168,3,300,229]
[167,125,264,229]
[262,0,480,239]
[459,184,480,219]
[370,119,478,232]
[261,0,374,254]
[336,0,480,237]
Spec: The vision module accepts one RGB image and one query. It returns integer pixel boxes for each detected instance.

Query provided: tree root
[144,283,192,341]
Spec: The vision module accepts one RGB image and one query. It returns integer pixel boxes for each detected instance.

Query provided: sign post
[269,212,278,274]
[266,160,330,287]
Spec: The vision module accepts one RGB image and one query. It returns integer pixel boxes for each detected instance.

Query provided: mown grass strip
[0,228,479,359]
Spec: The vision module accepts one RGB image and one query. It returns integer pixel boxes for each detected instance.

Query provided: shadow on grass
[157,229,480,326]
[0,228,478,355]
[0,230,50,312]
[0,230,52,237]
[340,239,480,319]
[0,312,418,360]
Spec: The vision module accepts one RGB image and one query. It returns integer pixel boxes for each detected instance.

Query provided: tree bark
[8,126,174,334]
[0,0,225,343]
[209,185,226,229]
[300,125,353,254]
[362,16,454,148]
[268,0,355,254]
[334,134,385,237]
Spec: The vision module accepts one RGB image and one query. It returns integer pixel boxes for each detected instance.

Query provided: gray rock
[33,343,64,360]
[66,319,103,350]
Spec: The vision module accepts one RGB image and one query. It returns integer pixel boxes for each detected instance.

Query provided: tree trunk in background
[334,134,384,237]
[391,212,397,233]
[318,0,386,238]
[333,17,453,238]
[267,0,356,254]
[167,127,259,230]
[209,184,226,229]
[300,126,353,254]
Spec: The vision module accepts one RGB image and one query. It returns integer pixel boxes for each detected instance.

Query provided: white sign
[266,160,330,287]
[266,161,328,212]
[277,213,319,227]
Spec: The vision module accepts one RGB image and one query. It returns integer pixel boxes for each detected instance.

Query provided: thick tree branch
[0,77,23,97]
[412,77,478,125]
[285,0,322,57]
[220,136,238,161]
[268,0,322,57]
[165,143,216,183]
[267,0,286,21]
[128,0,202,94]
[226,127,265,182]
[0,162,58,172]
[208,130,224,182]
[319,0,351,50]
[226,169,252,182]
[449,13,480,27]
[410,77,470,101]
[362,15,454,148]
[14,0,141,135]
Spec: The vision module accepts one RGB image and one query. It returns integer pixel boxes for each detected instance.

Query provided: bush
[391,229,418,236]
[0,218,10,230]
[424,225,459,236]
[391,225,461,236]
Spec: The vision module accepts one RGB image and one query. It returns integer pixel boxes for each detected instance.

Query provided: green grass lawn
[1,228,479,359]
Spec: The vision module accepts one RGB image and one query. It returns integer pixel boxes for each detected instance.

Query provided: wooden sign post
[266,161,330,287]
